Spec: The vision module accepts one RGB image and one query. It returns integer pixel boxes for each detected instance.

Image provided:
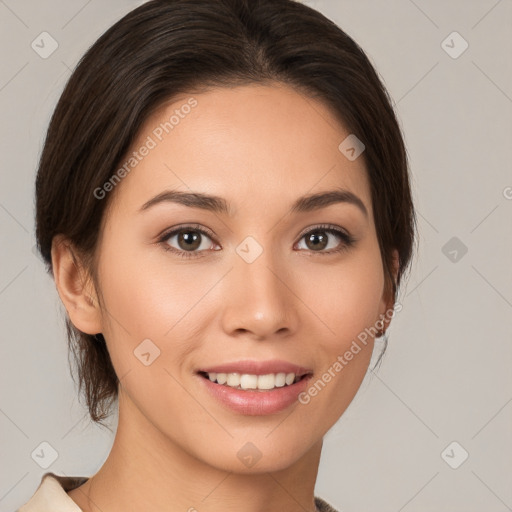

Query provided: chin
[183,429,320,475]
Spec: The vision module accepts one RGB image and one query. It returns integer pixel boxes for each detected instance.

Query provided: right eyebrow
[139,190,231,215]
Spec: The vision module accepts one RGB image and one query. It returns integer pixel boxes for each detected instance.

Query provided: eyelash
[158,223,356,259]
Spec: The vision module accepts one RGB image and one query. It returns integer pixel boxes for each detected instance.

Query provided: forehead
[107,83,372,218]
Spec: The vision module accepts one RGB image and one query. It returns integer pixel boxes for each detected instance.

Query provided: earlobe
[51,235,103,335]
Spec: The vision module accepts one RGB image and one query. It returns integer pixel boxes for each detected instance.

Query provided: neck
[69,390,323,512]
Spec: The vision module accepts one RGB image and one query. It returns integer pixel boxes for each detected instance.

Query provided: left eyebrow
[138,187,368,219]
[290,189,368,219]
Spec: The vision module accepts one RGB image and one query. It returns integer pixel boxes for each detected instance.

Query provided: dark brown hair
[35,0,417,425]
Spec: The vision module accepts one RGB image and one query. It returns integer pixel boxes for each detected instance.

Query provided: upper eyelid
[160,223,216,240]
[297,224,351,239]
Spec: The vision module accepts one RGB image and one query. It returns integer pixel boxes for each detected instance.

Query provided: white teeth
[285,372,295,385]
[257,374,275,390]
[240,374,258,389]
[227,373,241,387]
[274,372,286,387]
[205,372,300,390]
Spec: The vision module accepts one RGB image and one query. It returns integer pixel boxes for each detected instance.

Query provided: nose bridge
[221,236,298,338]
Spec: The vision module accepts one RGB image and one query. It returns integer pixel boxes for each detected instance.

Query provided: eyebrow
[139,188,368,218]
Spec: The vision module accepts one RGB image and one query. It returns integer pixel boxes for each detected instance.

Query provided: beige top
[17,472,339,512]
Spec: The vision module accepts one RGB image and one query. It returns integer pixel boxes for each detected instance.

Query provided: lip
[196,359,313,416]
[198,359,311,377]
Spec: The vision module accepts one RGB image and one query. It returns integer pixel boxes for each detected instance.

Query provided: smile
[196,360,313,415]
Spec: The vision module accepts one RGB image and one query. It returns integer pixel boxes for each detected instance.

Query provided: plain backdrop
[1,1,511,511]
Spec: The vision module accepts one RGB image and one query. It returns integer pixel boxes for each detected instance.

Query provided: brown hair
[35,0,417,426]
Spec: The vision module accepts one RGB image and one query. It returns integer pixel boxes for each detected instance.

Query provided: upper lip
[198,360,312,377]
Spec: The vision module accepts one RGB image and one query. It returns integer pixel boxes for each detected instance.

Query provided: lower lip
[198,374,312,415]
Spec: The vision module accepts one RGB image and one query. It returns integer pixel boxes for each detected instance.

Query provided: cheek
[94,248,198,415]
[97,231,190,329]
[95,239,218,373]
[299,252,385,347]
[93,239,169,367]
[294,259,383,429]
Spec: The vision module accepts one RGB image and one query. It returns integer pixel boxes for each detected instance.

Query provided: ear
[51,235,103,335]
[378,248,400,335]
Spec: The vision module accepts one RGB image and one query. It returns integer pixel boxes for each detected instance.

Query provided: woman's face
[90,83,395,472]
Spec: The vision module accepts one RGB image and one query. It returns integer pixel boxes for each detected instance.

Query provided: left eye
[296,226,354,253]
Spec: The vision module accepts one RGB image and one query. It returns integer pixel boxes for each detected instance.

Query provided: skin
[53,82,398,512]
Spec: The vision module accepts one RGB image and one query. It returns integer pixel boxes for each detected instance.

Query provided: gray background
[1,0,511,511]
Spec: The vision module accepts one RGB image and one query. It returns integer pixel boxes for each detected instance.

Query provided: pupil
[307,232,327,250]
[179,231,201,251]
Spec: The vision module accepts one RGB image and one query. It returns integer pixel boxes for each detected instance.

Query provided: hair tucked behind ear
[35,0,416,425]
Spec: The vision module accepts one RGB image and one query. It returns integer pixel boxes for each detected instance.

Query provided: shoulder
[314,496,339,512]
[16,472,88,512]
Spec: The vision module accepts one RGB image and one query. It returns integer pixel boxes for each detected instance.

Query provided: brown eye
[160,225,218,258]
[304,231,329,251]
[296,225,356,254]
[175,230,203,251]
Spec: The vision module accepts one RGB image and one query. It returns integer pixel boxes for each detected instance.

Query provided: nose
[220,245,300,341]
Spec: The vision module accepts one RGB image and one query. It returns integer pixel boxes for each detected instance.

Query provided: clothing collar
[17,472,88,512]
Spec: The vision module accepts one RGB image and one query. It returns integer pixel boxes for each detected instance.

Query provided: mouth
[195,360,313,415]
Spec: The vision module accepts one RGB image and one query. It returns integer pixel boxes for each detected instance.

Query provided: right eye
[159,224,220,259]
